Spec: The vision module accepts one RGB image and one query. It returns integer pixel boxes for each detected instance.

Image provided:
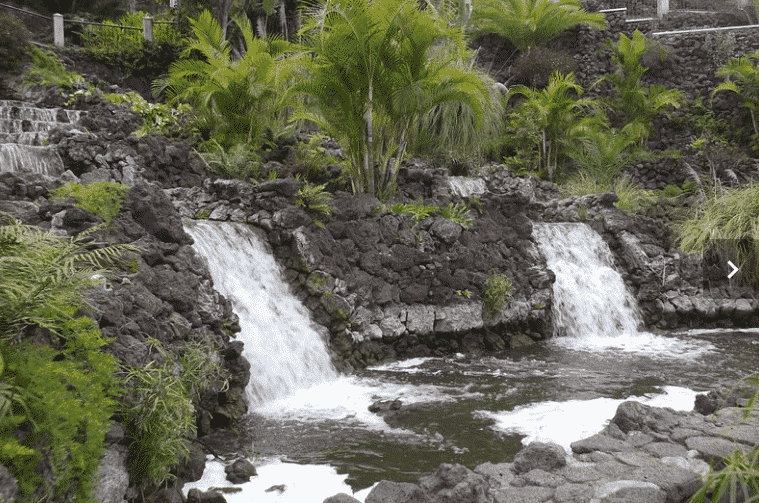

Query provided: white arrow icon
[728,261,739,279]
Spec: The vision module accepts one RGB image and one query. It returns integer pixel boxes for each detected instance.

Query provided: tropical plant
[469,0,606,53]
[439,202,474,229]
[676,184,759,287]
[291,0,494,199]
[296,181,333,216]
[155,10,300,151]
[564,119,645,186]
[594,30,683,140]
[23,46,85,90]
[508,71,593,181]
[195,141,262,181]
[561,172,657,214]
[713,51,759,139]
[0,215,135,342]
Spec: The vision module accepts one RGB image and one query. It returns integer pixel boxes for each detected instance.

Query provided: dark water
[246,329,759,491]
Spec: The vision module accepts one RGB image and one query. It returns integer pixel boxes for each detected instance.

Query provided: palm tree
[154,10,300,151]
[469,0,607,54]
[508,71,591,181]
[290,0,494,198]
[713,51,759,139]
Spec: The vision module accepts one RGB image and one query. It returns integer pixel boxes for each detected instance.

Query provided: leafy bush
[104,91,190,137]
[81,10,182,57]
[483,271,514,314]
[713,51,759,141]
[512,47,577,88]
[561,172,656,214]
[439,202,474,229]
[469,0,606,53]
[23,46,85,90]
[122,338,227,490]
[50,181,130,226]
[196,141,262,181]
[0,216,126,502]
[0,13,30,72]
[288,134,349,184]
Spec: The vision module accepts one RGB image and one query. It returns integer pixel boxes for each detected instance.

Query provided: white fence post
[53,13,64,47]
[657,0,669,18]
[142,15,153,42]
[169,0,178,7]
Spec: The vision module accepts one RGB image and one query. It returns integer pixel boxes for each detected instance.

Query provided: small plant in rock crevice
[50,181,130,227]
[482,271,514,314]
[296,181,333,216]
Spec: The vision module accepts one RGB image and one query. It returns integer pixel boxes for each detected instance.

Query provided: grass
[50,181,130,226]
[23,46,85,90]
[676,184,759,286]
[562,173,658,214]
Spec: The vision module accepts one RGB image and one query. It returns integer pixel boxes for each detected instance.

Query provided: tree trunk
[279,1,287,38]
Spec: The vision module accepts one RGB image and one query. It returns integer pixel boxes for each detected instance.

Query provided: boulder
[224,458,257,484]
[186,488,227,503]
[571,434,634,454]
[610,402,680,435]
[419,463,494,503]
[365,480,429,503]
[324,494,362,503]
[513,442,567,474]
[92,444,128,503]
[0,463,18,503]
[553,483,594,503]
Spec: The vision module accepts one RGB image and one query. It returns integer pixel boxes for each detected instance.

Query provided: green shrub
[0,216,127,502]
[662,184,683,197]
[50,181,130,226]
[122,338,227,490]
[0,13,30,72]
[439,202,474,229]
[289,134,348,183]
[81,11,182,58]
[483,271,514,314]
[23,46,85,90]
[103,91,190,137]
[512,47,577,88]
[196,142,261,181]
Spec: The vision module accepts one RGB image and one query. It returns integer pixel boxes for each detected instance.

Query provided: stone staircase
[0,99,85,175]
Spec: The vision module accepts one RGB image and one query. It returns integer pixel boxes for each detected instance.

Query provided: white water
[447,176,487,198]
[533,223,713,356]
[0,144,65,175]
[186,220,338,405]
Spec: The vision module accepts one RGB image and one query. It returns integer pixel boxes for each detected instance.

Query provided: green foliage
[296,182,333,216]
[0,218,121,502]
[196,141,262,181]
[0,215,135,342]
[562,173,656,215]
[662,184,683,197]
[469,0,606,53]
[439,202,474,229]
[50,181,130,226]
[22,46,85,90]
[564,119,645,186]
[121,337,227,490]
[508,72,593,181]
[512,47,577,88]
[289,134,349,184]
[704,31,736,69]
[595,30,683,140]
[0,13,30,72]
[390,200,437,222]
[483,271,514,314]
[676,184,759,286]
[81,11,182,57]
[99,91,191,137]
[713,51,759,139]
[292,0,495,199]
[156,10,299,151]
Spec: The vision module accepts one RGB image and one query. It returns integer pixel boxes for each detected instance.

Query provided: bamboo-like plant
[154,10,300,151]
[290,0,492,199]
[713,51,759,139]
[469,0,607,53]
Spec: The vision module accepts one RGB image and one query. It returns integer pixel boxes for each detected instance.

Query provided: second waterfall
[186,220,337,405]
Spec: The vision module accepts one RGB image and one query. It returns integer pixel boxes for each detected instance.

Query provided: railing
[0,2,175,48]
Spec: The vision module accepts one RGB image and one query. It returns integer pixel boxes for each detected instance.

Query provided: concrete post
[53,13,64,47]
[169,0,178,7]
[657,0,668,18]
[142,15,153,43]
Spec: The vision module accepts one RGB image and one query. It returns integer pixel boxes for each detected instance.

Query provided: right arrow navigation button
[727,260,739,279]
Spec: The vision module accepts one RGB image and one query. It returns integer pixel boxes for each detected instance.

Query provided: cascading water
[185,220,338,404]
[447,176,487,198]
[0,144,65,175]
[533,222,712,356]
[534,222,642,339]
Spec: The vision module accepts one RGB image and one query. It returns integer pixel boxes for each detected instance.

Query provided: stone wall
[170,167,556,370]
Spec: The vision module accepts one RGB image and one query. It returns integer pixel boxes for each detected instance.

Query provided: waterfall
[186,220,338,404]
[0,144,65,175]
[533,223,643,339]
[447,176,487,198]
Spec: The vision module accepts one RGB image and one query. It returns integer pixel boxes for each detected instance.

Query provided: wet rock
[324,494,362,503]
[642,442,688,458]
[224,458,257,484]
[513,442,567,474]
[600,484,666,503]
[149,487,185,503]
[685,436,754,463]
[93,444,129,503]
[368,399,402,413]
[0,463,19,503]
[610,401,680,435]
[419,463,494,503]
[553,483,594,503]
[571,434,634,454]
[434,303,484,333]
[365,480,429,503]
[177,441,207,482]
[630,463,702,503]
[186,488,227,503]
[493,485,554,503]
[520,469,566,487]
[475,462,517,488]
